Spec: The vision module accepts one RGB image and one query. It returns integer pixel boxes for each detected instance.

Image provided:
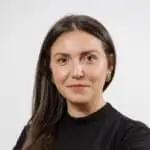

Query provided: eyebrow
[54,49,101,57]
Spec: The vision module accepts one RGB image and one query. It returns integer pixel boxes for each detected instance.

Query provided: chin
[66,95,91,105]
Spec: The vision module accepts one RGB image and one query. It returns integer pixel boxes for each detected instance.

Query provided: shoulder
[13,125,29,150]
[114,110,150,150]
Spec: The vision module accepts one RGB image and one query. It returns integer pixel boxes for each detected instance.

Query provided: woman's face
[50,30,111,106]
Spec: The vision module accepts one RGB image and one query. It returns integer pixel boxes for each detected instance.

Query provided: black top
[13,103,150,150]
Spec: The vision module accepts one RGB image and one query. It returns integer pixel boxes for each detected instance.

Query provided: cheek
[88,63,108,85]
[51,66,70,97]
[51,66,69,84]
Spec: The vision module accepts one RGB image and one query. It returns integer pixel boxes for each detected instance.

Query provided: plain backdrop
[0,0,150,149]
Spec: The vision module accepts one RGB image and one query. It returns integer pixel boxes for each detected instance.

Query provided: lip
[67,84,89,87]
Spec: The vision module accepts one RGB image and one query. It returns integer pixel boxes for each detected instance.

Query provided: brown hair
[23,14,116,150]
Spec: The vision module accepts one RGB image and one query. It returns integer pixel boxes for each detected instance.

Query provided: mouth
[66,85,90,93]
[67,84,89,87]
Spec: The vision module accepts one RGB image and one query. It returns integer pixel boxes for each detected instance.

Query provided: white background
[0,0,150,149]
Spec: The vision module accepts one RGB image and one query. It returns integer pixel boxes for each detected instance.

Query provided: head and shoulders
[14,14,150,150]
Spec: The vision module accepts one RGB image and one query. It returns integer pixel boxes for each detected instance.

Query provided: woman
[13,14,150,150]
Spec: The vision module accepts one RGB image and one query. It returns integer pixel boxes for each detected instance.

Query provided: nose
[71,61,85,79]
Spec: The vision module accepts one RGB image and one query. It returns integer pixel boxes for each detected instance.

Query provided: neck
[66,96,106,118]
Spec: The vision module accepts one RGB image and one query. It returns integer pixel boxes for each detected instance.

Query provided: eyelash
[84,54,98,62]
[57,54,98,65]
[57,58,68,64]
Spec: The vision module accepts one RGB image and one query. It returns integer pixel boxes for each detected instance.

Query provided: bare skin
[50,30,112,118]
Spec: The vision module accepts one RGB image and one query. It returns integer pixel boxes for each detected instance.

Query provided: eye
[83,54,98,63]
[57,57,68,65]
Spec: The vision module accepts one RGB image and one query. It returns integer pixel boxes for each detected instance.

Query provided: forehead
[50,30,104,55]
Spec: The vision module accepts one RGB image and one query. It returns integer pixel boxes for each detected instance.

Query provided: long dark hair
[23,14,117,150]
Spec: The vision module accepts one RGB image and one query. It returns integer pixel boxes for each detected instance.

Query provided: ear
[107,53,114,70]
[106,71,112,82]
[109,65,113,73]
[106,62,114,82]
